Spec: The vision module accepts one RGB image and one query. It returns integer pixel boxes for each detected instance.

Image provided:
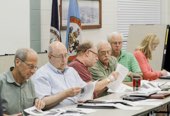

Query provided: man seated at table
[69,41,118,97]
[0,48,45,115]
[89,40,119,96]
[107,32,142,84]
[32,41,87,109]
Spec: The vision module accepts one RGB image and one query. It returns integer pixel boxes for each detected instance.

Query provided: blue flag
[50,0,61,43]
[66,0,82,56]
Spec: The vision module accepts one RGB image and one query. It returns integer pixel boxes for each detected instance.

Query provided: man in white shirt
[32,41,86,109]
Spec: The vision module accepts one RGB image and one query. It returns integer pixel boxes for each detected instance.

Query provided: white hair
[107,32,124,43]
[97,40,111,51]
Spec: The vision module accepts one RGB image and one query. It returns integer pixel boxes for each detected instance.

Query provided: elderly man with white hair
[89,40,118,96]
[107,32,142,83]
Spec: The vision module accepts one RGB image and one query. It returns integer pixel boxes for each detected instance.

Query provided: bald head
[48,41,68,71]
[48,41,67,56]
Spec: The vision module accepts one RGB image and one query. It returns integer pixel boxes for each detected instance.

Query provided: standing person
[32,41,86,109]
[107,32,142,82]
[134,33,167,80]
[69,41,118,97]
[0,48,45,115]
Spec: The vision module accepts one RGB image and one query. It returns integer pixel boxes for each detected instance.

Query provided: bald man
[32,41,86,109]
[107,32,142,82]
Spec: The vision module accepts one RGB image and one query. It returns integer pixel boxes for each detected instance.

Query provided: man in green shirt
[89,41,118,96]
[107,32,142,82]
[0,48,45,115]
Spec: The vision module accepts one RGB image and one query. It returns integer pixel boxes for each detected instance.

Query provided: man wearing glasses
[32,41,86,109]
[0,48,45,115]
[69,41,118,98]
[107,32,142,83]
[89,41,119,96]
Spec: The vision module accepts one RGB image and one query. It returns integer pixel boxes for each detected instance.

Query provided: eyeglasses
[19,58,38,70]
[99,50,111,56]
[112,41,122,45]
[88,50,98,56]
[51,54,68,59]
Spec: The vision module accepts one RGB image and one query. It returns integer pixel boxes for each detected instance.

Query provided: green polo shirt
[117,50,141,82]
[0,67,36,115]
[89,56,117,80]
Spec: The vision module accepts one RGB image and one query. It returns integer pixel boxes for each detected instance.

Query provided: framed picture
[60,0,102,30]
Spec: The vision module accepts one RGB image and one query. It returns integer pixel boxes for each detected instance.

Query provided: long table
[84,79,170,116]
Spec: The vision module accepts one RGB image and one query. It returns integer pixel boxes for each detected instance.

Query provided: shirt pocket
[24,97,35,109]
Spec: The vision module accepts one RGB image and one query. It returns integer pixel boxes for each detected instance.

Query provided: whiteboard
[0,0,30,55]
[127,24,167,70]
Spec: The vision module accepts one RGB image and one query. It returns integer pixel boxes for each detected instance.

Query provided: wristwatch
[108,75,116,82]
[106,78,111,83]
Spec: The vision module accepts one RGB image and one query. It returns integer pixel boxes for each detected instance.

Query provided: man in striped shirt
[107,32,142,83]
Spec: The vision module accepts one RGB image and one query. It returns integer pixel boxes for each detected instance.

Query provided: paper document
[78,100,142,110]
[108,83,133,93]
[78,81,96,101]
[160,72,170,79]
[132,99,163,106]
[24,106,95,116]
[107,64,129,91]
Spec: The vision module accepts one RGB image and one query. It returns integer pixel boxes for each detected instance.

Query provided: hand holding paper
[107,63,129,91]
[78,81,96,102]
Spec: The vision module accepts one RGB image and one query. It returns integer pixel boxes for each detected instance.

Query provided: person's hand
[161,69,168,76]
[65,87,81,97]
[108,71,119,82]
[34,99,45,110]
[127,71,133,78]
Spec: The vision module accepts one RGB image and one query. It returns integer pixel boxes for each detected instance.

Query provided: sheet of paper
[78,102,142,110]
[160,72,170,78]
[132,100,163,106]
[107,63,129,91]
[24,106,51,116]
[78,81,96,101]
[24,106,96,116]
[108,83,133,93]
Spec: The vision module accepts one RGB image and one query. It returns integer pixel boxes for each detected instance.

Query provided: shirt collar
[48,62,69,74]
[6,67,27,86]
[6,67,15,84]
[117,50,125,61]
[98,58,112,70]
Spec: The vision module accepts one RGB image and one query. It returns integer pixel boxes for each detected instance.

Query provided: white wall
[0,0,30,55]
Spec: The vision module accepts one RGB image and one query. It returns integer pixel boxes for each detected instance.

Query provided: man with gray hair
[89,40,118,96]
[0,48,45,115]
[107,32,142,82]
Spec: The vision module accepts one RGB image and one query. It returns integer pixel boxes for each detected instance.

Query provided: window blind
[117,0,161,37]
